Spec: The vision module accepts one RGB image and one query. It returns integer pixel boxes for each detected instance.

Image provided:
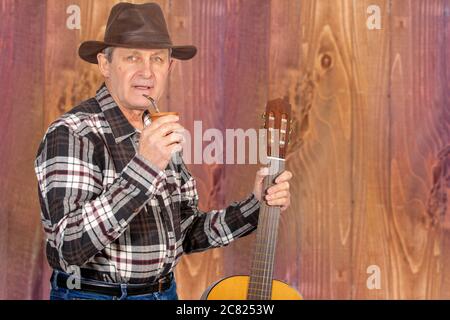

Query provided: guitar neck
[247,157,285,300]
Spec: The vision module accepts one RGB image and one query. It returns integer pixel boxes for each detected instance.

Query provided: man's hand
[253,168,293,212]
[138,115,185,171]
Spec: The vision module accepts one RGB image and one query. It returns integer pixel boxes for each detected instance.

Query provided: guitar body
[202,276,302,300]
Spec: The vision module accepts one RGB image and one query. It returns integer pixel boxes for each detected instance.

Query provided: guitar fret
[250,265,275,270]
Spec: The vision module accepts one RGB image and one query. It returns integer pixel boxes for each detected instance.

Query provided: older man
[34,2,292,300]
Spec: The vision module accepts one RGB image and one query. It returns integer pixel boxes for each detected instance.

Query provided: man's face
[98,47,174,111]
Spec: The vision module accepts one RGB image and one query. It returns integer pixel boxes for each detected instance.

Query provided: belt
[51,271,173,297]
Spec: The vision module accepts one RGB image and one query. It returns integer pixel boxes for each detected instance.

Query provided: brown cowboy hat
[78,2,197,64]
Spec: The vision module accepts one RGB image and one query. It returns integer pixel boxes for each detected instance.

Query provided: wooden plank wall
[0,0,448,299]
[0,0,48,299]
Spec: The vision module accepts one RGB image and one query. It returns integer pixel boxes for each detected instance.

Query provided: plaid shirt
[34,84,260,284]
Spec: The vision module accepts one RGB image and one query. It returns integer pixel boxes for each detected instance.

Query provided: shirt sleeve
[34,124,166,267]
[179,160,260,254]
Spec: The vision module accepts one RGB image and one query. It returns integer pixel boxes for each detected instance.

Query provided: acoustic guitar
[201,98,302,300]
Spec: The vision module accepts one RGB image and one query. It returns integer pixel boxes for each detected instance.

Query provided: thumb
[253,167,269,201]
[256,167,269,181]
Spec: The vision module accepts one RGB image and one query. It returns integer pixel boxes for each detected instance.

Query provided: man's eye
[151,56,164,63]
[127,56,139,62]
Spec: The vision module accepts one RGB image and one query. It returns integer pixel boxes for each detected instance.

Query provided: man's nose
[140,60,154,78]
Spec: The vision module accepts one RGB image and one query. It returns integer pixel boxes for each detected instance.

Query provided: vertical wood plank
[0,0,46,299]
[267,0,303,295]
[221,0,271,285]
[0,0,14,300]
[350,0,392,299]
[288,0,354,299]
[439,0,450,299]
[389,0,449,299]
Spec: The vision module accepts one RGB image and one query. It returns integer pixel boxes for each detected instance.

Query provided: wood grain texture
[0,0,47,299]
[0,0,448,300]
[439,0,450,299]
[389,0,449,299]
[292,0,354,299]
[351,0,393,299]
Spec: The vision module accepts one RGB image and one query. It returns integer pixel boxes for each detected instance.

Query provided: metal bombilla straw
[143,94,160,114]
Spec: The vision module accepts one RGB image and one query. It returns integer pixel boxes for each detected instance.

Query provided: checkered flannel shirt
[34,84,260,284]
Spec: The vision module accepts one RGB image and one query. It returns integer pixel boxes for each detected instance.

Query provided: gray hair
[102,47,115,63]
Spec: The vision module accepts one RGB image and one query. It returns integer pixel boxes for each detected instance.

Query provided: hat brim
[78,41,197,64]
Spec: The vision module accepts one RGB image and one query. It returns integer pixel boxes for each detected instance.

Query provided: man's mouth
[133,85,153,91]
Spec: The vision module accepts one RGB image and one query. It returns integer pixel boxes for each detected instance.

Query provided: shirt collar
[96,83,150,144]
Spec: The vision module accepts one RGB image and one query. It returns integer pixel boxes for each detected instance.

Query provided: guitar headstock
[262,98,292,159]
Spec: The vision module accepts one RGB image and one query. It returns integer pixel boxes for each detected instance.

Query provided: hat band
[105,31,173,47]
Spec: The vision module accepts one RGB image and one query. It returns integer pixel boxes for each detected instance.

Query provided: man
[34,2,292,300]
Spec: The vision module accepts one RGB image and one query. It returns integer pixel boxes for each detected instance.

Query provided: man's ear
[97,53,111,78]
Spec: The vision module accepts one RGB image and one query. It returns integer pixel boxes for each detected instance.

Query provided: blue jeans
[50,271,178,300]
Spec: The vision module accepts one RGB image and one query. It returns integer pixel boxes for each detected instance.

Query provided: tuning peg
[261,113,267,128]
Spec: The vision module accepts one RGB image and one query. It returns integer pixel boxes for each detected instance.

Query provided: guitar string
[259,159,281,299]
[265,163,279,300]
[271,161,284,297]
[250,163,271,299]
[265,190,274,299]
[256,173,271,299]
[264,174,273,299]
[264,129,281,299]
[268,188,279,299]
[264,160,277,299]
[262,159,279,299]
[261,172,271,299]
[248,171,267,299]
[257,121,272,300]
[265,159,283,299]
[250,143,284,298]
[259,125,275,298]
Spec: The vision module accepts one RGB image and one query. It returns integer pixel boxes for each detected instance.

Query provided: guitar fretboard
[247,158,285,300]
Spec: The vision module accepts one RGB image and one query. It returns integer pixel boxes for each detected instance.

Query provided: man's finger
[265,190,289,201]
[275,170,293,184]
[162,133,185,146]
[266,198,288,207]
[156,123,185,137]
[267,182,290,195]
